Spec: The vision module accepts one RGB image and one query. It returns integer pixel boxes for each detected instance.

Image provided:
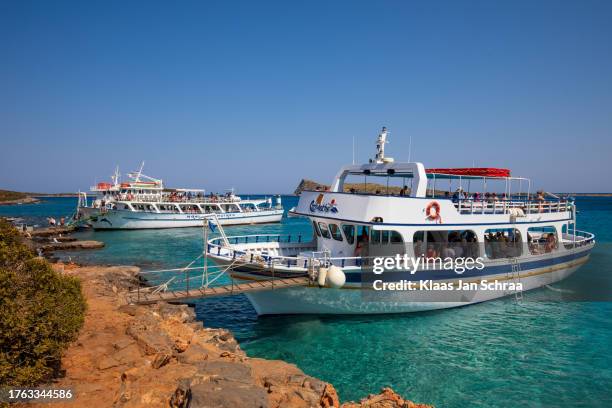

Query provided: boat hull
[221,247,593,315]
[88,209,284,230]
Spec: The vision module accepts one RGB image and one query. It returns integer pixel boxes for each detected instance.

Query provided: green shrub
[0,219,86,386]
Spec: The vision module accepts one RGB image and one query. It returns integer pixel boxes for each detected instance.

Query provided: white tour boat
[207,127,595,315]
[75,163,284,230]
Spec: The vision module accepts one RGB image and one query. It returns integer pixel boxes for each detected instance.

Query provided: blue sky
[1,0,611,193]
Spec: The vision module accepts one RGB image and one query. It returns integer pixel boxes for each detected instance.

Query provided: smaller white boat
[75,163,284,230]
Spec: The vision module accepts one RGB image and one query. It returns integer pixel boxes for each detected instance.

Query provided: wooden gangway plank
[127,277,311,305]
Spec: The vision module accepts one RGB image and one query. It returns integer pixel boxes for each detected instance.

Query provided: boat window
[221,204,238,212]
[356,225,370,245]
[371,229,381,244]
[527,226,558,255]
[413,230,479,258]
[390,231,403,244]
[318,222,331,239]
[381,230,390,244]
[484,229,522,258]
[329,224,343,241]
[312,221,321,237]
[561,223,576,249]
[342,224,355,244]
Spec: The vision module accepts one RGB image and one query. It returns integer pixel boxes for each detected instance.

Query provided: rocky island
[0,189,40,205]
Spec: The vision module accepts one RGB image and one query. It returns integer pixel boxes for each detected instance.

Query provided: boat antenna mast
[372,126,393,164]
[111,165,121,187]
[127,161,163,186]
[131,161,145,182]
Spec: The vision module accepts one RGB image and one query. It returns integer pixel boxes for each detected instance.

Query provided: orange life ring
[426,201,442,223]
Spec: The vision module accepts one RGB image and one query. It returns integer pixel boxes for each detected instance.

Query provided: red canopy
[426,168,511,178]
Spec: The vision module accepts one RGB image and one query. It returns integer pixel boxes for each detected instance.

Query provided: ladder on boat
[509,258,523,301]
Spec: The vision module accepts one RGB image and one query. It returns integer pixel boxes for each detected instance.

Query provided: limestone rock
[340,387,433,408]
[190,378,269,408]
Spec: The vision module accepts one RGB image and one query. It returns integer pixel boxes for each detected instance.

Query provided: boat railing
[563,230,595,245]
[454,198,572,215]
[208,234,392,268]
[208,229,595,269]
[122,196,243,204]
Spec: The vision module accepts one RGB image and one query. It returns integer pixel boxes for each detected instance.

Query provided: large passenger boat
[208,127,595,314]
[75,163,283,230]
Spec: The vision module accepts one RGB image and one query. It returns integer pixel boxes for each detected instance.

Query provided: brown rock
[114,344,142,365]
[189,378,269,408]
[176,344,209,365]
[113,338,136,351]
[320,383,341,408]
[340,387,433,408]
[98,356,121,370]
[151,353,172,369]
[169,379,191,408]
[126,318,174,356]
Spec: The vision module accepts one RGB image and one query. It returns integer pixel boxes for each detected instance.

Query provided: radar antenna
[374,127,393,163]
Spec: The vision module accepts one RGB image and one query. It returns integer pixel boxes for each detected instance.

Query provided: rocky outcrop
[28,226,75,237]
[342,388,433,408]
[0,190,40,205]
[40,264,431,408]
[41,240,105,252]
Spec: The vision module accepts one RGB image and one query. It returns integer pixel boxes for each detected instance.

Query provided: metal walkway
[127,276,310,305]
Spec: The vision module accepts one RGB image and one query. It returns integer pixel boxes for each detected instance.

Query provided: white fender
[326,265,346,289]
[317,267,328,287]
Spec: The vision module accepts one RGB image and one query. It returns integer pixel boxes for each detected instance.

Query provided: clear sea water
[2,196,611,407]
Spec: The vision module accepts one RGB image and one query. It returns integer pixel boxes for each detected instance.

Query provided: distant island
[294,179,403,195]
[0,190,82,205]
[0,190,39,205]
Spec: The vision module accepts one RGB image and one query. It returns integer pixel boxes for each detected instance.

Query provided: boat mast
[111,165,120,188]
[374,127,388,163]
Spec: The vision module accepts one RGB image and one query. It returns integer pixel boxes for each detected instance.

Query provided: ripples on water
[2,196,612,406]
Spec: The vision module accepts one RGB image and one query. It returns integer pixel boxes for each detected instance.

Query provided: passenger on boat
[545,234,557,253]
[354,230,369,257]
[536,191,545,213]
[426,244,439,259]
[452,188,463,203]
[414,239,425,257]
[444,191,450,199]
[473,192,481,201]
[399,186,408,196]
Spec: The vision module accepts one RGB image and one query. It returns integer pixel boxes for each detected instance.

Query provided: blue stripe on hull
[228,247,592,283]
[345,248,592,283]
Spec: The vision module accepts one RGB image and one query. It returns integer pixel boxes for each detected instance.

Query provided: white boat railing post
[202,217,209,288]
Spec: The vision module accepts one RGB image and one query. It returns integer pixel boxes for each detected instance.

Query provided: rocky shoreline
[0,195,40,205]
[34,263,432,408]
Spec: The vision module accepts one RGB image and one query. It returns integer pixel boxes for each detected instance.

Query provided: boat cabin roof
[332,162,529,198]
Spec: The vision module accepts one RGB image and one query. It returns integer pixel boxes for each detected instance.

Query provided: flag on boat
[208,219,217,232]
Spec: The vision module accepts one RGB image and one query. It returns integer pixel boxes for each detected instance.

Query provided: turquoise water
[2,196,612,406]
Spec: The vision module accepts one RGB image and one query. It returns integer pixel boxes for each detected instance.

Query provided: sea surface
[2,196,612,407]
